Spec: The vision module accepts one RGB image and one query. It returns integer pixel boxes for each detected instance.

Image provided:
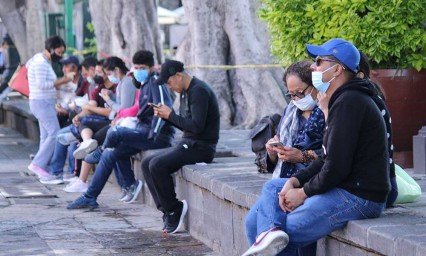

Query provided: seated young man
[142,59,220,234]
[67,50,175,209]
[242,38,390,256]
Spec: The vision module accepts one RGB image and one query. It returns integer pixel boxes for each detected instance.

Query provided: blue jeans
[245,178,385,256]
[85,126,170,199]
[49,125,77,176]
[29,99,60,169]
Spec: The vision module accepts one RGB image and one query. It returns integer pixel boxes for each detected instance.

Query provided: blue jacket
[136,73,175,145]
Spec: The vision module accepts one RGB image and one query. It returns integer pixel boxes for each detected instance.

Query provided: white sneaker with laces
[63,173,77,182]
[40,174,64,185]
[241,227,289,256]
[63,178,88,193]
[73,139,98,159]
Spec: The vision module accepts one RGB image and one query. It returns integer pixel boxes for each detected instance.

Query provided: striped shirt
[27,53,57,100]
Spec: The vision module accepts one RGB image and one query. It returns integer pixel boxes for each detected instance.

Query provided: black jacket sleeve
[167,85,210,134]
[300,94,365,197]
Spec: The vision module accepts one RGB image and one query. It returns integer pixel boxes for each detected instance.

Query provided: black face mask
[94,75,104,84]
[50,51,62,62]
[132,76,142,89]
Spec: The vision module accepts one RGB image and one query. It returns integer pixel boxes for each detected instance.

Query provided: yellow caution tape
[185,64,284,70]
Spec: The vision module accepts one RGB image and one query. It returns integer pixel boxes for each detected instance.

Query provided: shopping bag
[8,64,29,97]
[394,164,421,204]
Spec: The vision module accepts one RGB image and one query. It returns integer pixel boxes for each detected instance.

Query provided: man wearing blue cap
[242,38,390,256]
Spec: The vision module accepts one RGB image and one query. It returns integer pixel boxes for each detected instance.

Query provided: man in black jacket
[242,38,390,256]
[142,59,220,234]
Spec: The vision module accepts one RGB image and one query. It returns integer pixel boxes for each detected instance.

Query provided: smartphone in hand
[148,102,160,108]
[269,141,285,148]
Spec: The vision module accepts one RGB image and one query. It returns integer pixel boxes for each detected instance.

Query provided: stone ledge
[174,158,426,256]
[0,99,39,140]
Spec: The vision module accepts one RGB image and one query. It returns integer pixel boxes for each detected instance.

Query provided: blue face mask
[108,75,120,84]
[87,76,95,85]
[311,65,337,93]
[134,69,149,83]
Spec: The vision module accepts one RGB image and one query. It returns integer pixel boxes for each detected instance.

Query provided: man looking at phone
[142,59,220,234]
[67,50,175,209]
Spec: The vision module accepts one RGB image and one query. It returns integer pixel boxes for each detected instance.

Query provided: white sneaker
[73,139,98,159]
[63,179,88,193]
[40,174,64,185]
[63,173,77,183]
[241,227,289,256]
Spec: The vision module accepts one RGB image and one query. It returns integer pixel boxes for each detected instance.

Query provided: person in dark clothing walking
[142,59,220,234]
[243,38,390,256]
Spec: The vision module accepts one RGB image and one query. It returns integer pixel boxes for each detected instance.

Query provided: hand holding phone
[269,141,285,148]
[148,102,161,108]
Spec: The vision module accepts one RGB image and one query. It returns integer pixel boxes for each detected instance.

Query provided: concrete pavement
[0,125,219,256]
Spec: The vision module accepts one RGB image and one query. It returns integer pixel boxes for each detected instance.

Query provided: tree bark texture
[0,0,29,61]
[89,0,163,65]
[177,0,286,128]
[0,0,55,62]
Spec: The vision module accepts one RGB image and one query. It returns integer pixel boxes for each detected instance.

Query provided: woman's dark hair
[44,35,66,51]
[358,51,386,100]
[81,57,98,70]
[283,59,313,88]
[103,56,129,74]
[132,50,154,67]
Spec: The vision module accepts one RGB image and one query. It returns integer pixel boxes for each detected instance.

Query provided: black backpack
[249,114,282,173]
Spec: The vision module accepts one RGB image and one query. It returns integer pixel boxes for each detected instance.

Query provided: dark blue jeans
[85,126,170,199]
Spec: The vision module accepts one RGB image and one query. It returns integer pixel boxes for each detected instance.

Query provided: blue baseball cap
[306,38,360,73]
[60,55,80,67]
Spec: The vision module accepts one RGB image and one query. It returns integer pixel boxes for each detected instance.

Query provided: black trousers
[142,139,216,212]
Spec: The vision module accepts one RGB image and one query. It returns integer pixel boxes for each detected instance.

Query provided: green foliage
[259,0,426,70]
[68,22,97,58]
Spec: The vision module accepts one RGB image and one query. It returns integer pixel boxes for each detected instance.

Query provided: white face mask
[312,64,337,93]
[292,87,317,111]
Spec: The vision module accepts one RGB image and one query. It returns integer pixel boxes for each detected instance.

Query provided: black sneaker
[163,200,188,234]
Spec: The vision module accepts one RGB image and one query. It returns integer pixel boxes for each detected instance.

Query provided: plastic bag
[394,164,421,204]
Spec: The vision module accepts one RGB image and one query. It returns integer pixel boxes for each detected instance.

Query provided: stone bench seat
[2,99,426,256]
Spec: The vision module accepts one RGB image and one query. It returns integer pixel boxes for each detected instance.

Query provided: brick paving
[0,125,220,256]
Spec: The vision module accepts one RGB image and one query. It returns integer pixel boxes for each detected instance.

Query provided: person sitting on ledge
[242,38,390,256]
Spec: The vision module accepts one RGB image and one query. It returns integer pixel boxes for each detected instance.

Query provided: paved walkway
[0,125,219,256]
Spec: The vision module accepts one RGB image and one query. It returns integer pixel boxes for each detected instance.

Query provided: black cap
[60,55,80,67]
[155,59,184,85]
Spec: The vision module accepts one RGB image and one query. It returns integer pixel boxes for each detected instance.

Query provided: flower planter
[370,69,426,168]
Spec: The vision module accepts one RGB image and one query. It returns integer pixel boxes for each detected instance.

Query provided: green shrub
[259,0,426,70]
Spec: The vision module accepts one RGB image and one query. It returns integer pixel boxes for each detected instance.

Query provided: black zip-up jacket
[136,73,175,145]
[294,78,390,203]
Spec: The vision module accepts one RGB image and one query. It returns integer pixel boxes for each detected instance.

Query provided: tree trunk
[0,0,55,62]
[178,0,286,128]
[89,0,163,65]
[26,0,45,57]
[0,0,29,61]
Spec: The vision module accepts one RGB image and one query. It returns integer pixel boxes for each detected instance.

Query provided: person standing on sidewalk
[27,35,72,179]
[142,59,220,234]
[242,38,390,256]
